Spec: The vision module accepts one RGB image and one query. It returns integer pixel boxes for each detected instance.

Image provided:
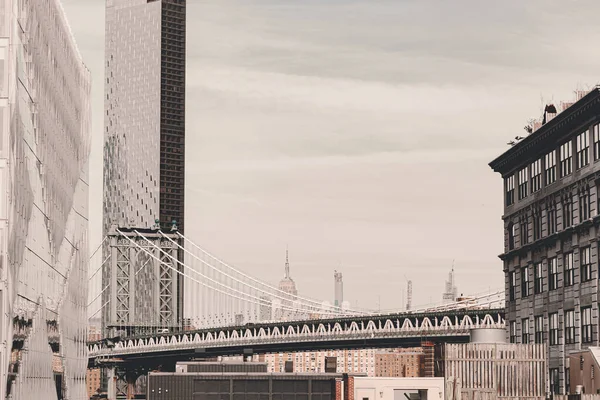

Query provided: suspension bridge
[87,228,505,366]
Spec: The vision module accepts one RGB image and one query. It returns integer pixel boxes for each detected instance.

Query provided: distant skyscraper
[442,264,458,303]
[334,271,343,307]
[0,0,91,397]
[103,0,186,234]
[278,250,298,297]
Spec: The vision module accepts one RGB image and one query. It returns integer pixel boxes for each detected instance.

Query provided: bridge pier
[107,367,143,400]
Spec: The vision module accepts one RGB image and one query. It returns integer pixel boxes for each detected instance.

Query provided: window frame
[545,151,557,185]
[518,167,529,200]
[564,252,574,287]
[520,218,529,246]
[594,124,600,160]
[579,190,590,221]
[577,130,590,169]
[550,368,560,395]
[509,270,517,301]
[548,257,559,291]
[534,315,544,344]
[510,320,517,344]
[581,246,592,282]
[521,266,530,297]
[531,159,542,192]
[560,141,573,177]
[565,309,575,344]
[521,318,530,344]
[563,195,573,229]
[547,206,557,235]
[506,175,515,206]
[582,306,593,343]
[534,263,543,294]
[549,312,559,346]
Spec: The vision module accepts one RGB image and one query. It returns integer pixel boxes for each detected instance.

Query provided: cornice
[489,88,600,175]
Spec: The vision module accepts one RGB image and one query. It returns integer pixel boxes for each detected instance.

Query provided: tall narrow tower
[334,271,343,307]
[102,0,186,335]
[406,280,413,311]
[442,262,458,303]
[103,0,186,234]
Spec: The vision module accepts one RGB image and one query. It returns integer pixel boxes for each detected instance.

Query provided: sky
[61,0,600,310]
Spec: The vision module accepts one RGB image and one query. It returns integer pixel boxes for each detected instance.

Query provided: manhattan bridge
[87,226,505,362]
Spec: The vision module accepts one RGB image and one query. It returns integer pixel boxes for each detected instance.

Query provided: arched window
[508,222,515,250]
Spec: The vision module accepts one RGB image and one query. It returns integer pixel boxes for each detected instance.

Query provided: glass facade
[102,0,186,336]
[0,0,91,398]
[103,0,186,235]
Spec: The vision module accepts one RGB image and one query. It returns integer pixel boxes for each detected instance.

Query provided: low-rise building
[375,348,424,377]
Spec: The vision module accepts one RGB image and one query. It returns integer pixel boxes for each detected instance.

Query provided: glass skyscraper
[103,0,186,235]
[102,0,186,336]
[0,0,92,398]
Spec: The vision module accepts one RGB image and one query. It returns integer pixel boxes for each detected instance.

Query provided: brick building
[489,88,600,395]
[86,326,102,398]
[375,348,424,377]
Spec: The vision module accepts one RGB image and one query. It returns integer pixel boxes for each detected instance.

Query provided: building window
[521,318,529,344]
[508,223,515,251]
[534,263,543,294]
[560,141,573,177]
[549,257,559,290]
[506,175,515,206]
[564,252,574,286]
[520,218,529,246]
[518,167,528,200]
[531,159,542,192]
[545,151,557,185]
[547,206,557,235]
[533,211,542,241]
[563,195,573,229]
[594,124,600,160]
[566,367,571,395]
[521,266,530,297]
[535,315,544,344]
[577,131,590,169]
[581,246,592,282]
[549,312,559,345]
[579,189,590,221]
[582,306,593,343]
[565,309,575,344]
[510,321,517,343]
[509,271,517,301]
[550,368,560,395]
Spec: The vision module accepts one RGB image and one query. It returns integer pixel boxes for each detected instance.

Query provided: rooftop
[489,87,600,175]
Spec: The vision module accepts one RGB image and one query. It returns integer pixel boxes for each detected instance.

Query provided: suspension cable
[151,231,364,316]
[171,231,369,315]
[117,230,345,318]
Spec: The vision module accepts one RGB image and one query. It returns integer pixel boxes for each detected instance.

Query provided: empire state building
[278,250,298,298]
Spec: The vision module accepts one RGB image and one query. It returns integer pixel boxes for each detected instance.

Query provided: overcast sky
[62,0,600,310]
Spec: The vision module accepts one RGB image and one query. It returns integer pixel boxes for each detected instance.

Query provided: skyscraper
[334,270,343,307]
[0,0,91,398]
[278,250,298,297]
[102,0,186,335]
[103,0,186,234]
[442,265,457,303]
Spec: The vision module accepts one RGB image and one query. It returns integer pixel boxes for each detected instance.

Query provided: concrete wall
[570,350,600,395]
[352,377,444,400]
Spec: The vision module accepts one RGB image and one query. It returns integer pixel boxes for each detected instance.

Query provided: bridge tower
[102,226,184,337]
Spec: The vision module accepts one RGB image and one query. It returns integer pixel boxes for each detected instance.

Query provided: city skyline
[61,0,600,309]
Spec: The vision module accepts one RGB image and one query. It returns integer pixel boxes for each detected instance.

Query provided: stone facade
[489,88,600,395]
